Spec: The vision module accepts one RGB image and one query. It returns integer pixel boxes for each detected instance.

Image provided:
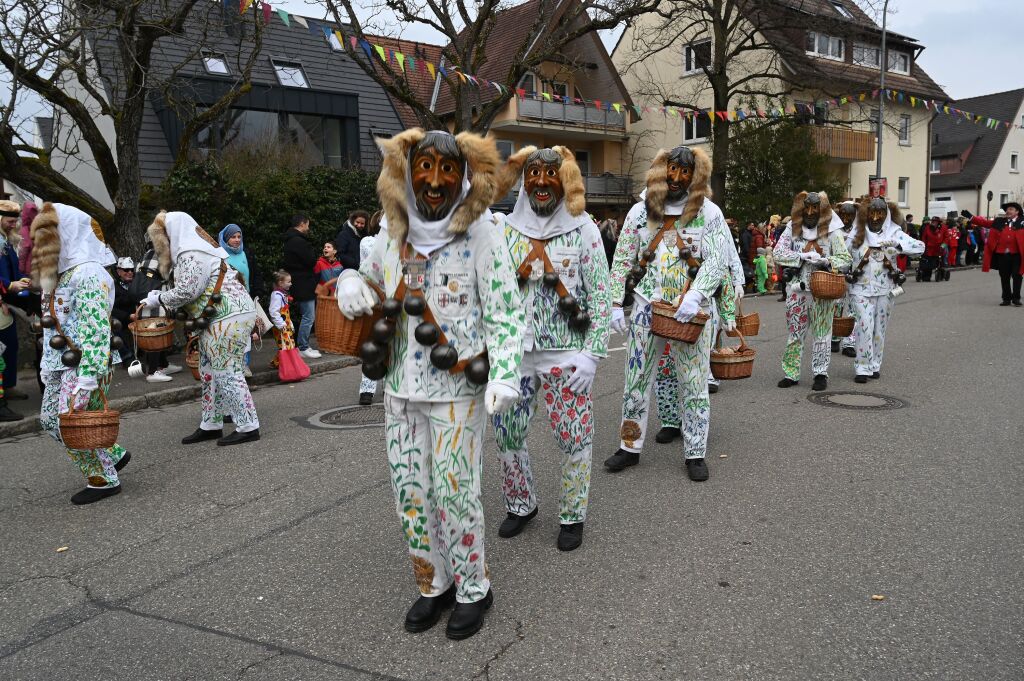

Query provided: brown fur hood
[790,191,837,240]
[376,128,501,243]
[496,145,586,217]
[29,202,60,292]
[645,146,712,230]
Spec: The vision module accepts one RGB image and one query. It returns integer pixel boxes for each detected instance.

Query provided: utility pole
[875,0,890,183]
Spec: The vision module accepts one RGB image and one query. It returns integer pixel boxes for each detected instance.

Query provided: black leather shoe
[812,374,828,391]
[777,378,799,388]
[404,585,456,633]
[1014,301,1022,307]
[655,426,681,444]
[0,399,23,422]
[557,523,584,551]
[604,449,639,472]
[498,507,538,538]
[854,375,868,384]
[842,347,857,358]
[708,383,720,394]
[685,458,709,482]
[217,429,261,446]
[359,392,373,406]
[831,339,840,353]
[999,301,1011,306]
[446,590,493,640]
[870,371,880,379]
[71,484,121,505]
[114,452,131,472]
[181,428,222,445]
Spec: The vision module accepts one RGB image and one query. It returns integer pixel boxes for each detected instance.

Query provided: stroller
[916,246,950,282]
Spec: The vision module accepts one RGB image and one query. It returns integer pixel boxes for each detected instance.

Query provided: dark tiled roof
[932,139,974,158]
[930,88,1024,190]
[362,34,445,129]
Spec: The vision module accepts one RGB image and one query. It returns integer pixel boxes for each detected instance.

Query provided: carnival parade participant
[919,216,949,282]
[773,191,852,392]
[965,203,1024,306]
[0,199,30,412]
[832,200,859,358]
[30,203,130,504]
[146,211,260,446]
[605,145,736,482]
[845,198,924,382]
[490,146,611,551]
[336,129,524,640]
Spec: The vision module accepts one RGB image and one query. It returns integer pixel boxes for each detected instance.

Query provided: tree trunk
[710,81,731,214]
[108,98,147,258]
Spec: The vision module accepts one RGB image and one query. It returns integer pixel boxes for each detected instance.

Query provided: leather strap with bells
[47,294,116,368]
[516,237,572,300]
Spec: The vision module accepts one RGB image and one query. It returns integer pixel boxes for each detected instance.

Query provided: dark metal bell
[799,281,806,291]
[569,310,591,331]
[623,292,635,307]
[210,293,223,304]
[543,272,560,289]
[362,362,387,380]
[517,272,529,287]
[49,334,68,350]
[184,319,196,331]
[642,249,656,262]
[464,355,490,386]
[381,298,403,319]
[429,343,459,370]
[359,339,387,364]
[630,264,646,281]
[110,318,123,332]
[111,336,125,350]
[414,321,440,346]
[31,320,43,333]
[202,305,217,319]
[687,266,700,280]
[845,273,855,284]
[40,315,56,329]
[195,318,209,330]
[175,310,188,321]
[371,318,396,343]
[403,295,426,317]
[60,348,81,368]
[558,295,578,314]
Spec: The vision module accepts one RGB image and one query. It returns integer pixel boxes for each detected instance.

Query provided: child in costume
[753,248,768,293]
[145,211,260,446]
[846,198,923,382]
[773,191,852,392]
[490,146,611,551]
[268,270,296,365]
[605,145,736,482]
[336,130,524,640]
[31,203,129,505]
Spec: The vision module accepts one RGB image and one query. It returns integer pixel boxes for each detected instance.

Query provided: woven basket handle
[65,387,107,416]
[734,329,750,353]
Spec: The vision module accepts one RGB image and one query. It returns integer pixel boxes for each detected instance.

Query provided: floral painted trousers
[833,294,857,350]
[781,290,836,380]
[851,294,893,376]
[385,394,489,604]
[40,369,127,488]
[199,315,259,433]
[654,344,681,428]
[493,358,594,524]
[619,302,713,459]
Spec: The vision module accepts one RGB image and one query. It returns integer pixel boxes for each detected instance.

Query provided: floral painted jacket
[354,217,525,402]
[610,198,737,321]
[772,225,852,291]
[159,252,255,322]
[501,218,612,357]
[847,231,924,297]
[42,263,118,377]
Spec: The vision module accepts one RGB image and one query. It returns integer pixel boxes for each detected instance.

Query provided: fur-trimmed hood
[496,145,586,217]
[500,145,590,240]
[29,202,113,292]
[376,128,500,247]
[852,197,902,248]
[644,146,712,231]
[790,191,841,240]
[147,210,227,278]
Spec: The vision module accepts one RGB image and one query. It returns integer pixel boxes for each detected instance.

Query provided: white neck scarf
[164,212,228,261]
[405,169,471,258]
[864,208,899,248]
[506,186,591,240]
[55,204,115,273]
[638,187,687,218]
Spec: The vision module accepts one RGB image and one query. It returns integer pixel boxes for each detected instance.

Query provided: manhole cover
[303,404,385,430]
[807,391,907,410]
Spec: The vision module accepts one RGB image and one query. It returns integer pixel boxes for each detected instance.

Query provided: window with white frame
[684,39,711,75]
[899,114,911,144]
[853,43,880,68]
[495,140,514,160]
[830,1,853,18]
[684,114,711,142]
[517,72,537,94]
[202,52,230,75]
[1011,152,1019,172]
[551,81,568,98]
[999,192,1010,207]
[887,51,910,74]
[898,177,909,207]
[271,59,309,88]
[806,31,844,60]
[930,158,940,174]
[574,86,584,102]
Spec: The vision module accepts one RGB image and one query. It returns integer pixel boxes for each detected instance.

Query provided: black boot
[842,347,856,358]
[777,377,799,388]
[812,374,828,391]
[71,484,122,505]
[181,428,222,445]
[446,589,493,640]
[217,429,261,446]
[654,426,681,444]
[404,584,456,633]
[870,371,880,379]
[604,449,639,472]
[685,458,709,482]
[557,523,584,551]
[854,375,868,384]
[359,392,374,406]
[831,339,840,353]
[708,383,720,394]
[498,507,538,538]
[114,451,131,472]
[0,398,23,422]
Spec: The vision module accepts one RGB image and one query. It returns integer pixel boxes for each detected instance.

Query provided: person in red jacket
[964,202,1024,306]
[943,213,959,267]
[918,216,948,281]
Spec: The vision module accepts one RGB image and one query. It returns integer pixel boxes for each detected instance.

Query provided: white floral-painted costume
[32,204,127,489]
[340,130,524,605]
[491,146,612,526]
[834,203,859,352]
[358,234,378,397]
[847,205,923,377]
[773,194,852,381]
[148,212,259,433]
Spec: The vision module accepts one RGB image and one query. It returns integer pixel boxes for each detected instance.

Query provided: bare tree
[0,0,264,254]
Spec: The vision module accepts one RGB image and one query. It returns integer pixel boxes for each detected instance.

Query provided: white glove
[564,352,598,394]
[336,275,377,320]
[673,289,704,323]
[485,382,520,415]
[74,375,99,394]
[734,282,744,301]
[142,290,162,309]
[610,306,627,334]
[800,251,822,263]
[724,318,737,333]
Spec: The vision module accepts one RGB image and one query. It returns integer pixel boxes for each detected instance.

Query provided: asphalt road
[1,267,1021,680]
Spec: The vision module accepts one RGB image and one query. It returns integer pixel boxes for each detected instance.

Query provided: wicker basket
[710,334,756,380]
[650,302,709,343]
[316,295,381,356]
[832,315,855,338]
[128,304,176,352]
[809,270,847,300]
[59,390,120,450]
[185,336,201,381]
[725,301,760,337]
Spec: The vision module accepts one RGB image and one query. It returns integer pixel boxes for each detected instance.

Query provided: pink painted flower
[461,533,475,547]
[469,552,479,562]
[577,395,586,407]
[550,366,563,378]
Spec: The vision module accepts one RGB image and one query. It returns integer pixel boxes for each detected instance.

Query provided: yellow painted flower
[447,471,459,492]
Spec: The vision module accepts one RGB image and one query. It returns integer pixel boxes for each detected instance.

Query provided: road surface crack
[473,620,525,680]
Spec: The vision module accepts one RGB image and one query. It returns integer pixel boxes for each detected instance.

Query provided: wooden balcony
[809,126,875,163]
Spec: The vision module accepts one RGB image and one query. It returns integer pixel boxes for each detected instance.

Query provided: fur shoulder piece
[552,146,586,217]
[376,129,425,242]
[816,192,835,238]
[494,145,537,200]
[791,191,834,238]
[644,149,670,227]
[887,200,902,226]
[30,202,60,292]
[146,210,173,279]
[451,132,500,234]
[645,146,712,230]
[790,191,808,231]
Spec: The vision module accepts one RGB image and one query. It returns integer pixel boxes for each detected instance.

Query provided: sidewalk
[0,340,358,439]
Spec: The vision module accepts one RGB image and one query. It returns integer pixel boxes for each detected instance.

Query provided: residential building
[929,88,1024,217]
[612,0,948,218]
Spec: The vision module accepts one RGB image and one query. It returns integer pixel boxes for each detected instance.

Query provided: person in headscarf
[146,211,260,446]
[488,146,611,552]
[30,203,130,504]
[219,223,259,377]
[336,129,524,641]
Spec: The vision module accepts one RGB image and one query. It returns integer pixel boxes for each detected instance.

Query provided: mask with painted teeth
[524,149,564,216]
[665,146,696,201]
[802,192,822,224]
[867,197,887,233]
[838,203,857,229]
[410,140,465,221]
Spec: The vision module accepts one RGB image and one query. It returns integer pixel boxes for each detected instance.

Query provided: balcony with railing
[491,96,628,137]
[492,174,633,211]
[809,126,875,163]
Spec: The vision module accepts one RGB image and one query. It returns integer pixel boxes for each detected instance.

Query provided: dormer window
[853,43,881,68]
[202,52,230,76]
[806,32,844,61]
[888,51,910,74]
[830,1,853,18]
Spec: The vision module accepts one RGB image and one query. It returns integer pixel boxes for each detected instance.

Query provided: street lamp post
[875,0,890,183]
